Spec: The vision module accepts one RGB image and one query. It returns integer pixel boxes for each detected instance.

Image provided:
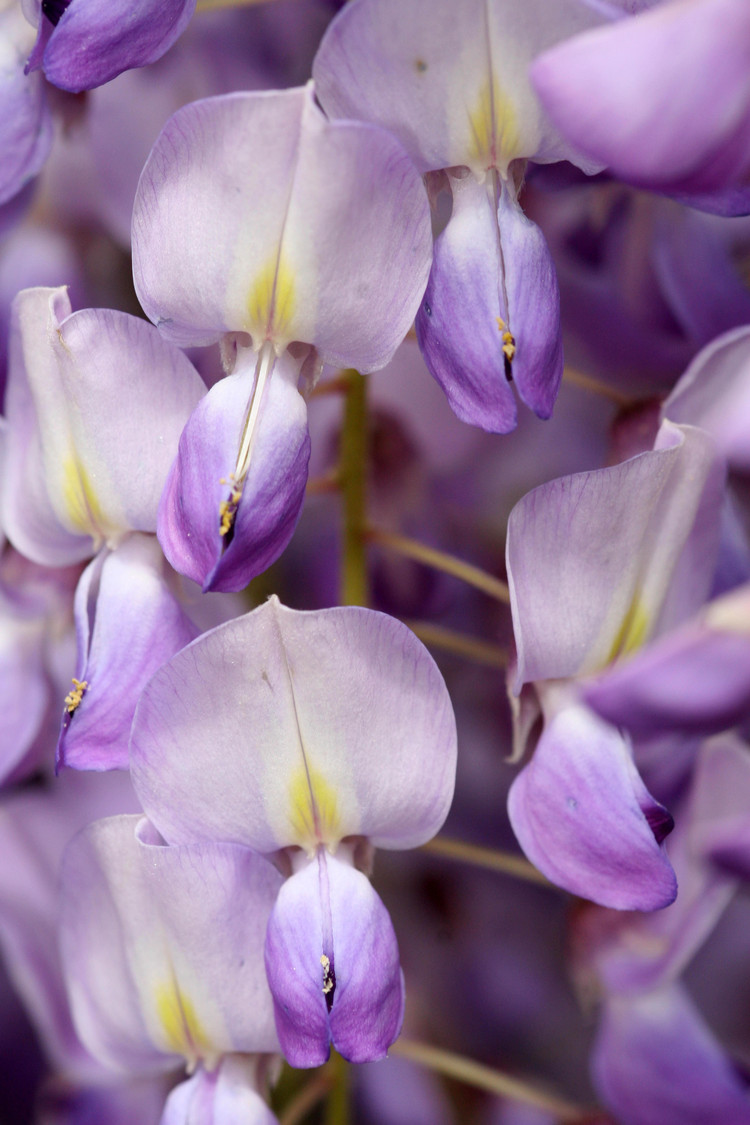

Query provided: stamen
[64,678,88,714]
[215,341,276,542]
[320,953,336,1011]
[218,474,243,538]
[42,0,71,26]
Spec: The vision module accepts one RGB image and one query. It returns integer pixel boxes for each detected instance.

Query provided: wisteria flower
[129,598,457,1065]
[132,83,432,592]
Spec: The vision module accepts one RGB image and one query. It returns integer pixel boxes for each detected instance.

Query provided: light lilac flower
[23,0,196,93]
[133,84,432,592]
[531,0,750,204]
[129,598,457,1065]
[665,324,750,473]
[313,0,606,432]
[60,814,282,1123]
[584,582,750,740]
[592,983,750,1125]
[0,0,52,205]
[505,420,723,908]
[1,286,206,770]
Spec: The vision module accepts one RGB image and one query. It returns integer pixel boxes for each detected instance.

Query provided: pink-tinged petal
[60,815,282,1074]
[584,584,750,739]
[162,1057,279,1125]
[508,704,677,910]
[41,0,196,93]
[130,598,456,852]
[157,348,310,593]
[415,172,517,432]
[264,852,403,1067]
[57,534,198,773]
[313,0,605,175]
[507,421,721,687]
[665,326,750,472]
[532,0,750,194]
[592,985,750,1125]
[0,5,52,205]
[2,288,205,562]
[133,86,431,369]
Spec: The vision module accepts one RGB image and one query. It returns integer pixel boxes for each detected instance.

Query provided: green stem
[391,1039,593,1121]
[324,1051,349,1125]
[339,369,370,607]
[404,621,508,668]
[367,527,509,604]
[278,1071,332,1125]
[196,0,280,10]
[421,836,553,888]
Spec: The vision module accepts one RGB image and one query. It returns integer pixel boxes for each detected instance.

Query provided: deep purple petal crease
[507,701,677,910]
[264,851,403,1067]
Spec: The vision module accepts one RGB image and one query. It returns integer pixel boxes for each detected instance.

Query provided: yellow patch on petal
[246,251,296,344]
[606,595,650,665]
[154,978,210,1065]
[467,74,519,171]
[288,763,341,851]
[61,453,111,539]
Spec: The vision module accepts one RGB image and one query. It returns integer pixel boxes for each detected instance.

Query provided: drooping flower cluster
[1,1,750,1124]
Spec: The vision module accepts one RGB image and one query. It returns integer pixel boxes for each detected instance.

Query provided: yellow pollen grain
[64,678,88,714]
[218,475,243,537]
[321,954,334,995]
[288,764,341,849]
[501,331,516,362]
[467,75,519,170]
[246,252,295,342]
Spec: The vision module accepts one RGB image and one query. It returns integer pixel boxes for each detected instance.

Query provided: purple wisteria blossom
[60,814,282,1123]
[1,286,205,770]
[133,83,432,592]
[23,0,196,92]
[531,0,750,212]
[313,0,606,432]
[505,420,724,908]
[0,0,52,205]
[129,598,457,1065]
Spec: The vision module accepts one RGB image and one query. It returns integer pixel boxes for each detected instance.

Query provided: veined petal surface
[507,421,721,688]
[60,815,281,1074]
[2,287,205,563]
[130,598,457,853]
[133,85,431,370]
[313,0,605,175]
